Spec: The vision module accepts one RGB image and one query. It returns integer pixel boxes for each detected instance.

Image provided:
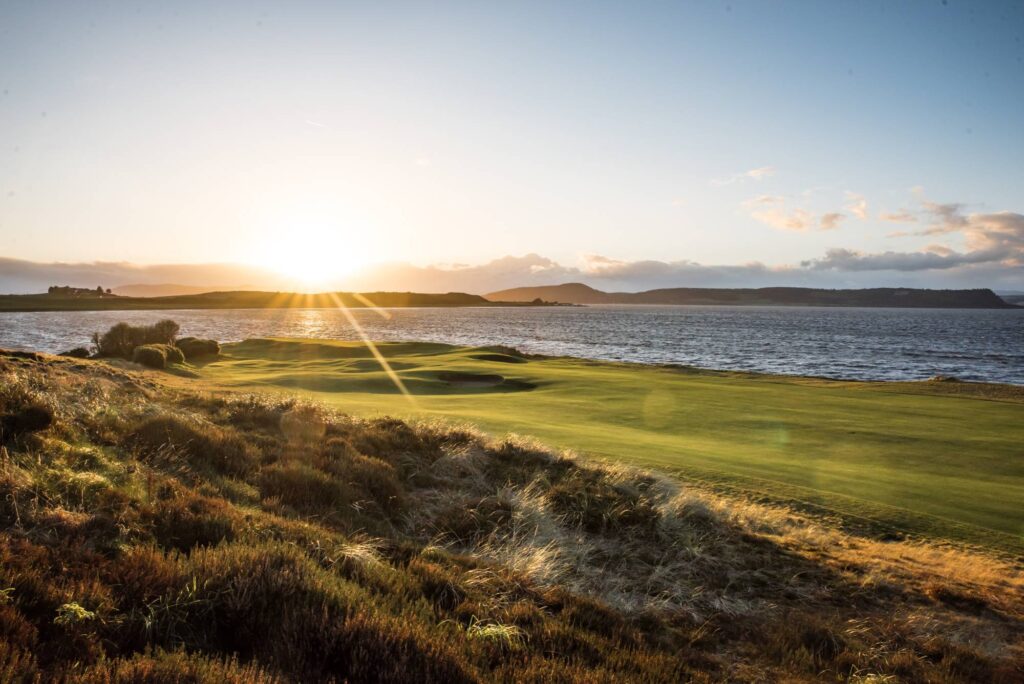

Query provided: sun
[250,226,366,292]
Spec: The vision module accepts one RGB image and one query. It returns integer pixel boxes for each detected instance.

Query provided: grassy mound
[0,349,1021,682]
[132,344,185,369]
[175,337,221,361]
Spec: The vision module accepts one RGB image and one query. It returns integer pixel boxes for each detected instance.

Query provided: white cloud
[745,195,835,232]
[879,210,917,223]
[820,212,845,230]
[710,165,776,186]
[802,246,1006,272]
[844,192,868,220]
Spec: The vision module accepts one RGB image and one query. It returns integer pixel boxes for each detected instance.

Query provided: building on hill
[47,285,115,297]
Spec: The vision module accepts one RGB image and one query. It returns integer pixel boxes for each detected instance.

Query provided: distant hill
[486,283,1020,308]
[112,283,240,297]
[0,290,542,312]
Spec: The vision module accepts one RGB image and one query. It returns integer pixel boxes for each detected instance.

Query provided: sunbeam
[326,291,415,404]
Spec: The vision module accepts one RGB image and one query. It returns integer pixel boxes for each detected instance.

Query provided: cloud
[916,199,970,235]
[844,192,868,220]
[802,246,1006,272]
[0,258,287,295]
[820,212,845,230]
[347,254,580,293]
[711,166,775,186]
[883,193,1023,261]
[745,195,837,232]
[879,211,917,223]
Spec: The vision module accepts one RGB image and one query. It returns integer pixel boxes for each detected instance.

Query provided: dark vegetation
[92,320,180,359]
[84,320,220,369]
[486,283,1021,308]
[175,337,221,361]
[0,350,1020,682]
[131,344,185,369]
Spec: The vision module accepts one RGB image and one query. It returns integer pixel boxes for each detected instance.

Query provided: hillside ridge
[486,283,1019,308]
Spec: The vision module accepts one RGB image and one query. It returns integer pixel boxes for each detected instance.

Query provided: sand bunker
[437,371,535,390]
[438,371,505,387]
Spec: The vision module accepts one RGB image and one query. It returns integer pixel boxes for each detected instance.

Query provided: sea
[1,305,1022,385]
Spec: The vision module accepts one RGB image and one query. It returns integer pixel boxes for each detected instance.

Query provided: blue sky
[0,1,1022,291]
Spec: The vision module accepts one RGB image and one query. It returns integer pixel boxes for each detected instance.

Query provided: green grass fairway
[196,338,1024,551]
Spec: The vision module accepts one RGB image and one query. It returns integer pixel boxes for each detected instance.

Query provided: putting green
[195,338,1024,551]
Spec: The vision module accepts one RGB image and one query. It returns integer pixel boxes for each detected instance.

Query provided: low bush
[548,469,660,536]
[59,348,92,359]
[258,462,351,514]
[175,337,220,361]
[0,384,53,444]
[132,344,185,369]
[92,320,180,359]
[163,345,185,365]
[127,415,259,477]
[148,494,238,552]
[0,404,53,444]
[132,345,167,369]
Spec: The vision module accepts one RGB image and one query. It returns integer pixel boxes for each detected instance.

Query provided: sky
[1,0,1022,293]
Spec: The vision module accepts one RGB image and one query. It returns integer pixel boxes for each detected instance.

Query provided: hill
[0,290,538,312]
[0,348,1020,681]
[111,283,233,297]
[486,283,1019,308]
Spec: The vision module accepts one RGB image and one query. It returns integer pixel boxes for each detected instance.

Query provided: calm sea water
[1,305,1022,384]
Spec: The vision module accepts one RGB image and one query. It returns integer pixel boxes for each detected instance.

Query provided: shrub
[0,404,53,443]
[132,345,167,369]
[280,405,326,443]
[151,320,180,345]
[92,322,135,358]
[149,494,238,552]
[132,344,184,369]
[0,384,53,444]
[163,345,185,365]
[92,320,180,359]
[127,416,259,477]
[258,463,351,514]
[175,337,221,360]
[59,348,92,359]
[548,469,660,536]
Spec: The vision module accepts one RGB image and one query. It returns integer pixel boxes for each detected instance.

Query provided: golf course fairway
[193,338,1024,552]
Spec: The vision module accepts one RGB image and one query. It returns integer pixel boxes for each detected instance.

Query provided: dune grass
[193,338,1024,552]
